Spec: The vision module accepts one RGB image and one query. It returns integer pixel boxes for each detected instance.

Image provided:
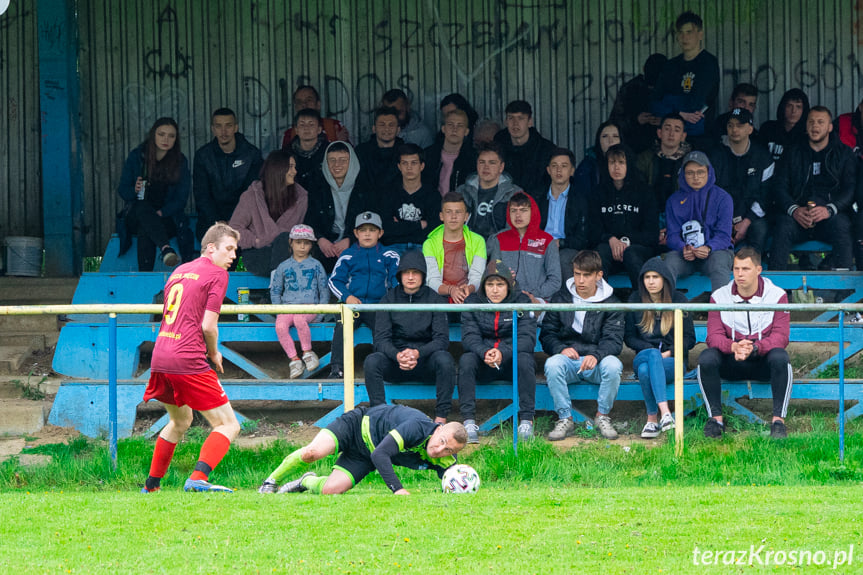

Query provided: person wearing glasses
[662,150,733,292]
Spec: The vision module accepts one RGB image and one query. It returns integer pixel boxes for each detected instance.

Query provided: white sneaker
[289,359,304,379]
[595,415,618,440]
[641,421,661,439]
[548,418,575,441]
[517,420,534,440]
[302,351,320,372]
[659,412,675,432]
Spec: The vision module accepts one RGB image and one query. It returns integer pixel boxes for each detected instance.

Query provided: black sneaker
[328,365,344,379]
[770,420,788,439]
[162,247,180,267]
[703,418,725,438]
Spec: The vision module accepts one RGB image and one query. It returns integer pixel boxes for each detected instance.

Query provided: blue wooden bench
[49,236,863,438]
[48,377,863,439]
[52,315,863,381]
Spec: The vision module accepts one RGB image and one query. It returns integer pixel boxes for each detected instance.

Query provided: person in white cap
[327,212,400,378]
[270,224,329,378]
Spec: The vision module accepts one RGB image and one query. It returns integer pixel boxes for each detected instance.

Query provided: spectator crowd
[119,11,863,442]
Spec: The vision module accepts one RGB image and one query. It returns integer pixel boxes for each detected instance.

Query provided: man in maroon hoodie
[697,247,792,439]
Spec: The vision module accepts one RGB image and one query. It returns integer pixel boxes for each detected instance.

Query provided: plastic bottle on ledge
[237,287,250,322]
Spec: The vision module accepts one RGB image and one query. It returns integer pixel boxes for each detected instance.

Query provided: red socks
[148,437,177,479]
[145,437,177,491]
[189,431,231,481]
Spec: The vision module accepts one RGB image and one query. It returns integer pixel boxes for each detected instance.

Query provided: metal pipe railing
[3,301,861,466]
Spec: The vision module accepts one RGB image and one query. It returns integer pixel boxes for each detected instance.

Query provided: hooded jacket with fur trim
[461,262,537,363]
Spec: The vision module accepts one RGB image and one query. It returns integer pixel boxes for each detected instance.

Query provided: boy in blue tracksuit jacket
[327,211,400,377]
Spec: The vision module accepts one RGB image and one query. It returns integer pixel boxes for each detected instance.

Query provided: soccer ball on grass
[441,464,480,494]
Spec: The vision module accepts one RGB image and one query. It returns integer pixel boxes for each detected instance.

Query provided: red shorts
[143,370,229,411]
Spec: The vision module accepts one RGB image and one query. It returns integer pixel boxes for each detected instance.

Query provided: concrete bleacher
[48,236,863,438]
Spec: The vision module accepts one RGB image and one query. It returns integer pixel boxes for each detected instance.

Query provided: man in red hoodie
[697,247,792,439]
[486,191,561,304]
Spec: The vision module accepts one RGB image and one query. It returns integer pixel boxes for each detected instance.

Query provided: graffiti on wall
[144,7,192,79]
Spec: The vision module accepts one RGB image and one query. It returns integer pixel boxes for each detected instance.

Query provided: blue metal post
[38,0,84,275]
[839,311,845,462]
[109,313,118,468]
[512,311,518,455]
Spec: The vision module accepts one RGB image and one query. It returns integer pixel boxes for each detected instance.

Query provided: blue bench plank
[49,379,863,439]
[54,320,862,380]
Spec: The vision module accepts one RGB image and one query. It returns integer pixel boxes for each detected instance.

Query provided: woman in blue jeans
[624,257,696,438]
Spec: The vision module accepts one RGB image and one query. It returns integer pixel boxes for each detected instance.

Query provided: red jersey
[150,256,229,374]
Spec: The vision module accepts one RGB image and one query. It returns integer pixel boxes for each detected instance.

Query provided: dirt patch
[0,438,25,459]
[25,424,80,447]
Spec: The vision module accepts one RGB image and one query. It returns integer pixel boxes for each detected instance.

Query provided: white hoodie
[566,276,615,333]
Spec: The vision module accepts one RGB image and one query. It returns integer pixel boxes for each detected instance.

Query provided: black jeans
[697,347,792,419]
[129,202,194,271]
[770,212,853,270]
[240,232,293,277]
[363,350,456,419]
[331,311,376,370]
[457,351,536,422]
[596,242,654,289]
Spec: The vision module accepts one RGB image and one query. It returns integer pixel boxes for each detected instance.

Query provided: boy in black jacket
[457,262,537,442]
[423,109,477,196]
[540,250,624,441]
[363,250,456,422]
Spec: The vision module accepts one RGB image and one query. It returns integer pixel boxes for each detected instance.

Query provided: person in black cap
[709,107,775,255]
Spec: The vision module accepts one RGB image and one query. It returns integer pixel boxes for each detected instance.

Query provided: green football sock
[302,474,328,494]
[268,450,305,484]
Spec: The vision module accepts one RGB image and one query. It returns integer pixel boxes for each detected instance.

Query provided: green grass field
[2,416,863,574]
[1,486,860,574]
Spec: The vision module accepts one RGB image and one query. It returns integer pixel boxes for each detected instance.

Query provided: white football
[442,464,481,494]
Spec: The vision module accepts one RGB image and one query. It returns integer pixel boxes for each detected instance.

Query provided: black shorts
[323,406,375,487]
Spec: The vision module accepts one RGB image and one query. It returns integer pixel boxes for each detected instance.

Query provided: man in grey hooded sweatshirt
[303,141,371,272]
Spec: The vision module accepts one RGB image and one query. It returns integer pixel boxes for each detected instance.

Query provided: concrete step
[0,377,60,399]
[0,346,33,375]
[0,332,51,350]
[0,314,60,333]
[0,399,45,435]
[0,276,78,305]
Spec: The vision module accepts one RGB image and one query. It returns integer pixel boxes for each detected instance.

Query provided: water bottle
[237,287,250,322]
[137,179,148,200]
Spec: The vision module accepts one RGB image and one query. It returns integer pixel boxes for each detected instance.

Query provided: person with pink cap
[270,224,329,378]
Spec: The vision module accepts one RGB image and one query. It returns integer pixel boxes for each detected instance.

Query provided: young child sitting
[270,224,329,378]
[327,212,400,377]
